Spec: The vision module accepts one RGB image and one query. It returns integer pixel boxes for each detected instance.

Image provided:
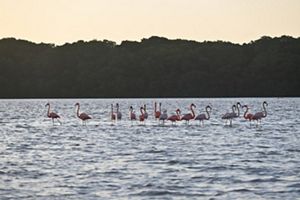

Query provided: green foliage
[0,36,299,98]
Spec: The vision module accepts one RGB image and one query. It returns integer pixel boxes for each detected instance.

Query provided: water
[0,98,299,199]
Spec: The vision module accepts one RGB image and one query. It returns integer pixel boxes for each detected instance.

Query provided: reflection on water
[0,98,299,199]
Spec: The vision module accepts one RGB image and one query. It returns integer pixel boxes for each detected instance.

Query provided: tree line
[0,35,299,98]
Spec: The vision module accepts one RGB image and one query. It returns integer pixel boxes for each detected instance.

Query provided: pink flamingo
[139,106,145,122]
[242,105,254,122]
[45,103,61,125]
[159,110,168,124]
[111,104,116,121]
[116,103,122,120]
[167,109,181,124]
[195,105,212,126]
[143,104,148,119]
[252,101,268,125]
[129,106,136,121]
[154,102,161,119]
[222,104,237,126]
[75,103,91,125]
[181,103,196,124]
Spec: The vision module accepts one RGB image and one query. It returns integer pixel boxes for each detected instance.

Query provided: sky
[0,0,300,45]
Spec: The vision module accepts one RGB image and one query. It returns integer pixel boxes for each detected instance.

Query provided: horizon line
[1,35,299,47]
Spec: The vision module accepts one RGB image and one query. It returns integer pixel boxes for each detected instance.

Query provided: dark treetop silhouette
[0,35,299,98]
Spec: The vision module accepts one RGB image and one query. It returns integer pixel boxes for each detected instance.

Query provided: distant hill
[0,36,299,98]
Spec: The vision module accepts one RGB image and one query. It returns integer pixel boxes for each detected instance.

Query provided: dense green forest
[0,36,299,98]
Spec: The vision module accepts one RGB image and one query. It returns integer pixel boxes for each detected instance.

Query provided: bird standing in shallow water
[242,105,254,125]
[159,110,168,124]
[45,103,61,125]
[252,101,268,126]
[195,105,212,126]
[181,103,196,124]
[129,106,136,121]
[75,103,91,125]
[154,102,161,120]
[167,109,181,124]
[116,103,122,120]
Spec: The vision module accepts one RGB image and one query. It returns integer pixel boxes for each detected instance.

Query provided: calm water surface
[0,98,299,199]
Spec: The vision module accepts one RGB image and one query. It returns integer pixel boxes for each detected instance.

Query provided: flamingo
[139,106,146,122]
[154,102,161,119]
[129,106,136,121]
[195,105,212,126]
[222,104,237,126]
[252,101,268,125]
[45,103,61,125]
[111,104,116,121]
[75,103,91,125]
[233,102,242,118]
[143,104,148,119]
[181,103,196,124]
[116,103,122,120]
[167,109,181,124]
[159,110,168,124]
[242,105,254,122]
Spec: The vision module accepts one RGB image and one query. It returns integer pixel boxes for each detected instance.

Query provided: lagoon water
[0,98,299,199]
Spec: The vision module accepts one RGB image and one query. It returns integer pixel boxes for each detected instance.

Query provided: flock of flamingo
[45,101,268,127]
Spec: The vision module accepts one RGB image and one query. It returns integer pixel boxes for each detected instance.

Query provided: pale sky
[0,0,299,45]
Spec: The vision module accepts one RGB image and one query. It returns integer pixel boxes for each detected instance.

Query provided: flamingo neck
[191,106,195,118]
[47,105,50,117]
[206,107,210,120]
[263,103,267,117]
[232,105,236,113]
[159,104,161,112]
[140,108,144,115]
[76,105,80,117]
[236,105,240,116]
[154,103,157,113]
[176,110,180,118]
[111,105,114,114]
[243,107,249,118]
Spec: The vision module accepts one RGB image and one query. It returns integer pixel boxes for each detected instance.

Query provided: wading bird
[45,103,61,125]
[159,110,168,124]
[181,103,196,124]
[252,101,268,125]
[242,105,253,123]
[116,103,122,120]
[154,102,161,119]
[111,104,116,121]
[222,104,236,126]
[195,105,212,126]
[129,106,136,121]
[167,109,181,124]
[75,103,91,125]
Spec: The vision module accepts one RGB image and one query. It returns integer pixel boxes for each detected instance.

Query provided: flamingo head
[75,102,80,106]
[232,104,237,110]
[206,105,212,111]
[144,104,147,110]
[129,106,133,111]
[140,106,144,111]
[263,101,268,106]
[191,103,196,108]
[116,103,119,108]
[176,109,181,113]
[237,102,242,107]
[45,103,50,107]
